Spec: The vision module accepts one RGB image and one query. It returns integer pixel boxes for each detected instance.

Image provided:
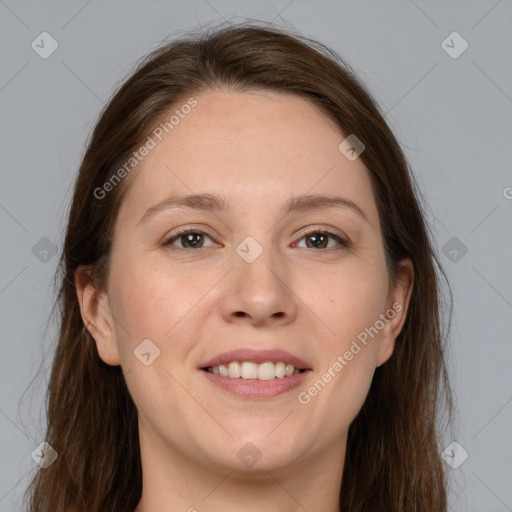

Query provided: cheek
[295,260,387,418]
[109,256,200,336]
[105,264,185,379]
[300,328,378,439]
[300,258,389,347]
[110,265,203,431]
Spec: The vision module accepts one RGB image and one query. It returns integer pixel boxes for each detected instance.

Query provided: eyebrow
[138,192,369,225]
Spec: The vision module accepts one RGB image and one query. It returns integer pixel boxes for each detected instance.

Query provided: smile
[204,361,303,380]
[199,348,312,399]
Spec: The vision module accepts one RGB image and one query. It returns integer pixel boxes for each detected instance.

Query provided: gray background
[1,1,511,510]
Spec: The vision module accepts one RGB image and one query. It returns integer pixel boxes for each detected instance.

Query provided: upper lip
[201,348,312,370]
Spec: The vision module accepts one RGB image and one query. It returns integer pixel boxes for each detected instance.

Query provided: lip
[200,348,312,370]
[199,348,312,399]
[201,370,311,399]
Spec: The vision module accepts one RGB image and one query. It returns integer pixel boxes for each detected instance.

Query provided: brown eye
[296,230,349,250]
[305,232,328,249]
[163,230,215,249]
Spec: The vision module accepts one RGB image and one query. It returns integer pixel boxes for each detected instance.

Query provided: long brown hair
[24,22,453,511]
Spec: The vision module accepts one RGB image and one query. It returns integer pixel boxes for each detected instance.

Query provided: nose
[220,244,298,327]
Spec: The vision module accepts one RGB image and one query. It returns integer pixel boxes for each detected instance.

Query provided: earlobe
[75,266,121,366]
[377,259,414,367]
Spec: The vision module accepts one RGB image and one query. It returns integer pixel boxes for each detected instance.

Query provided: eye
[294,229,349,250]
[162,227,349,251]
[162,229,217,249]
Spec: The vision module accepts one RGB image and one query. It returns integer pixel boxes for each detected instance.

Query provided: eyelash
[161,227,350,251]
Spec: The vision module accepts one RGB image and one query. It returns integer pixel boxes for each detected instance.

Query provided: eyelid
[161,227,220,247]
[294,225,350,248]
[162,225,350,250]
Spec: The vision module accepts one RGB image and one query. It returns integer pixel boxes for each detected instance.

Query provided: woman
[25,23,452,512]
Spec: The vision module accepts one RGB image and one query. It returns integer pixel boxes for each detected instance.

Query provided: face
[78,89,412,477]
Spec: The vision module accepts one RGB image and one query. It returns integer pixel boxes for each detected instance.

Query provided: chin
[214,449,303,476]
[203,429,307,474]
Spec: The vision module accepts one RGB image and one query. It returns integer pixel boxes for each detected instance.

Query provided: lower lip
[200,369,310,398]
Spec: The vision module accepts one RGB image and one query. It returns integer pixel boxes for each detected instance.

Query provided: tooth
[241,362,258,379]
[209,361,301,379]
[275,362,285,378]
[285,364,295,377]
[228,361,241,378]
[258,362,276,380]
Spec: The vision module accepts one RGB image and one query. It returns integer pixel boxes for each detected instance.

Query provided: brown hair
[24,22,452,511]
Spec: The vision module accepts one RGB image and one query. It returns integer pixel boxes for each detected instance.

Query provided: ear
[75,265,121,366]
[376,258,414,367]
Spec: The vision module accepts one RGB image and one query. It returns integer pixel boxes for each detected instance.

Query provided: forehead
[117,89,378,226]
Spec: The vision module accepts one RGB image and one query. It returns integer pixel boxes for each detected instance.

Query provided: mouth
[201,361,306,380]
[199,348,312,398]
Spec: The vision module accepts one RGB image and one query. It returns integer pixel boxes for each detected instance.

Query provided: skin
[76,89,413,512]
